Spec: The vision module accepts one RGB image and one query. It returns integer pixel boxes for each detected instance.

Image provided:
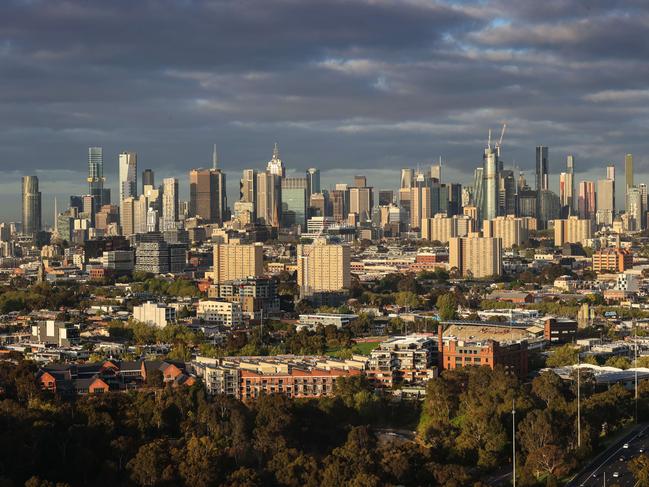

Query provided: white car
[623,443,629,449]
[613,472,620,478]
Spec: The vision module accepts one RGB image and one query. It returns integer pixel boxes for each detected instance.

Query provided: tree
[436,293,458,321]
[394,291,421,309]
[630,454,649,487]
[177,435,223,487]
[127,439,176,486]
[545,344,579,367]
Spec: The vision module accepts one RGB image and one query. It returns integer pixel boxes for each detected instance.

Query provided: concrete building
[592,248,633,273]
[31,320,80,347]
[102,250,134,274]
[135,239,170,274]
[597,178,615,225]
[22,175,41,236]
[553,216,592,246]
[349,185,373,223]
[133,301,176,328]
[626,186,643,231]
[209,277,280,319]
[483,216,529,249]
[161,177,179,231]
[197,300,243,326]
[297,241,351,296]
[212,243,264,283]
[449,233,502,278]
[297,313,358,330]
[367,335,437,387]
[421,214,473,243]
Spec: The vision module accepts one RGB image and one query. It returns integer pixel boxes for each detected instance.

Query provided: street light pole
[512,398,516,487]
[577,352,581,449]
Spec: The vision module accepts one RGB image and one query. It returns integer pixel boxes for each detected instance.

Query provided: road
[568,423,649,487]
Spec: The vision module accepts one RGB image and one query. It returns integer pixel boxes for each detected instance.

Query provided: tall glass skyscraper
[88,147,104,212]
[482,146,499,222]
[119,152,138,202]
[307,168,320,197]
[281,177,308,229]
[22,175,41,236]
[535,146,549,191]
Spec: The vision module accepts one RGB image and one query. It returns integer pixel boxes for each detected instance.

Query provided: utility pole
[512,398,516,487]
[577,353,581,448]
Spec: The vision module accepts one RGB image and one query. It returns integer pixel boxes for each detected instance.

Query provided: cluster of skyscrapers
[17,138,644,246]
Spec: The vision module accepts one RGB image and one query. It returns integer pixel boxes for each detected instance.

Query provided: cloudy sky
[1,0,648,224]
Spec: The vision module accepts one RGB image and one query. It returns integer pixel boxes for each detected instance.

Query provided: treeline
[419,365,649,485]
[0,361,483,487]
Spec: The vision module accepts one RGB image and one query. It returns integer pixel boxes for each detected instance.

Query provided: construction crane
[495,123,507,156]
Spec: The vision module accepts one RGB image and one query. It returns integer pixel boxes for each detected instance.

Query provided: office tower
[306,168,320,197]
[22,175,41,236]
[517,172,527,192]
[69,195,84,212]
[349,177,373,222]
[482,144,499,222]
[0,223,10,242]
[559,172,573,216]
[578,181,596,220]
[498,170,516,216]
[189,163,227,225]
[297,241,351,296]
[378,190,394,206]
[239,169,257,222]
[518,189,537,218]
[449,233,502,278]
[353,175,367,188]
[626,153,634,191]
[640,183,648,215]
[626,186,643,231]
[399,168,414,212]
[133,194,149,234]
[121,197,135,236]
[309,193,328,217]
[162,177,179,231]
[331,189,347,222]
[95,205,119,231]
[281,177,308,229]
[88,147,104,211]
[430,162,442,182]
[409,171,430,229]
[538,190,561,228]
[256,171,282,227]
[447,183,463,216]
[596,178,614,225]
[142,169,154,192]
[535,146,549,191]
[267,143,285,177]
[118,152,137,202]
[554,216,593,246]
[483,216,529,249]
[212,243,264,283]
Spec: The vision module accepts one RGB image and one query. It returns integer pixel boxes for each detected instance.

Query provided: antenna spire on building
[212,144,218,170]
[273,142,279,160]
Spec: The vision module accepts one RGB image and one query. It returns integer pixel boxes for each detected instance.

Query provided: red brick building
[437,325,528,377]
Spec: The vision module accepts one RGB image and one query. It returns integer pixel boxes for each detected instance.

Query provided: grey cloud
[1,0,649,222]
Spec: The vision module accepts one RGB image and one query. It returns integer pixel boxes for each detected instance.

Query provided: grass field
[326,341,380,358]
